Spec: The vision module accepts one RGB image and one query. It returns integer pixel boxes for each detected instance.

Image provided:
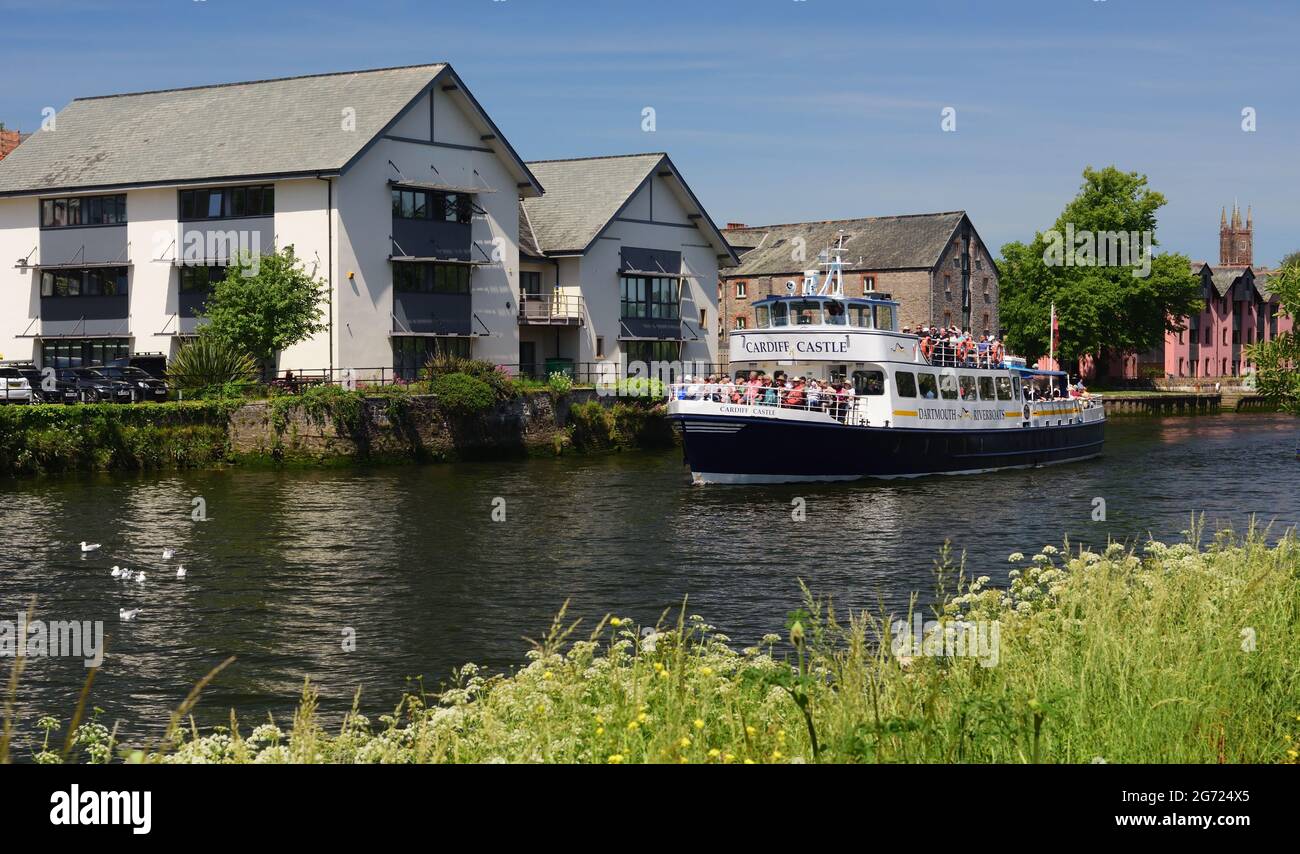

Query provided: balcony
[518,290,584,326]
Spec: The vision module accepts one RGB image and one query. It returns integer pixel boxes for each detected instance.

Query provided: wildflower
[693,719,704,730]
[708,748,721,759]
[789,620,805,647]
[679,737,691,749]
[743,758,756,765]
[627,721,640,732]
[637,712,647,723]
[1040,545,1059,555]
[610,617,622,627]
[1008,552,1024,563]
[745,725,757,737]
[543,671,554,681]
[595,714,605,724]
[771,750,784,760]
[723,753,735,763]
[608,754,624,764]
[699,666,714,677]
[595,727,605,736]
[653,662,664,673]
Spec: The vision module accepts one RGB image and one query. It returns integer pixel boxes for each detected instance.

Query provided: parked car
[6,363,80,404]
[98,365,169,402]
[0,367,33,404]
[59,368,134,403]
[108,352,168,380]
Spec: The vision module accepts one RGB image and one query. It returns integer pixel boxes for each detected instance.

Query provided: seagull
[80,542,101,553]
[176,565,187,579]
[110,565,122,578]
[119,608,140,621]
[162,548,176,560]
[134,571,146,583]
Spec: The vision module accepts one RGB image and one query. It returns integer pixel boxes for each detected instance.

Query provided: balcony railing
[519,290,583,325]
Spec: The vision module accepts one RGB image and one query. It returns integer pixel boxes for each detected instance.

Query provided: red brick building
[0,128,25,162]
[718,212,999,362]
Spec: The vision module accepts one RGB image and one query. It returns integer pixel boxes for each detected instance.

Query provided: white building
[0,63,542,377]
[0,66,734,383]
[518,154,738,381]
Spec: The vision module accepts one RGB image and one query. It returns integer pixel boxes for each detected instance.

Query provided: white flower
[1008,552,1025,563]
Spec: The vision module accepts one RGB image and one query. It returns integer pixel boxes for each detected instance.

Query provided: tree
[997,166,1203,373]
[1278,250,1300,270]
[198,246,327,367]
[1244,260,1300,415]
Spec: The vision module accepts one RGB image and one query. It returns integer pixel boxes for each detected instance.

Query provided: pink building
[1163,204,1293,379]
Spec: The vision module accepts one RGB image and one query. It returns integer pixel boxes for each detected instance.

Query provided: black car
[16,366,81,404]
[98,365,169,402]
[59,368,135,403]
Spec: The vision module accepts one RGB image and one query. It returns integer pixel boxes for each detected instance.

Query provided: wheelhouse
[749,295,899,332]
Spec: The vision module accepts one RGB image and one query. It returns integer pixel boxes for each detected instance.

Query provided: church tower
[1219,202,1253,266]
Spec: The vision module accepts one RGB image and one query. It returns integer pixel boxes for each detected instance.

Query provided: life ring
[1022,403,1031,422]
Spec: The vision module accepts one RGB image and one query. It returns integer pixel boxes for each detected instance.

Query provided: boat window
[996,376,1013,400]
[771,302,789,327]
[791,300,822,325]
[825,300,847,325]
[850,305,873,328]
[958,374,976,400]
[918,373,938,399]
[874,304,895,331]
[895,371,917,398]
[938,371,959,400]
[977,376,996,400]
[1011,375,1022,400]
[755,305,770,328]
[852,369,885,395]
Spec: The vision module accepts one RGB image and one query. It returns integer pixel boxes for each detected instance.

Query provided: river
[0,413,1296,749]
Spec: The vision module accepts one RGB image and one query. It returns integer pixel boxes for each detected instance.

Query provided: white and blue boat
[667,250,1105,484]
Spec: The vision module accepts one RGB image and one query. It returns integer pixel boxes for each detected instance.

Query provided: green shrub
[431,373,496,417]
[547,371,574,394]
[425,354,517,401]
[567,400,616,449]
[167,336,258,392]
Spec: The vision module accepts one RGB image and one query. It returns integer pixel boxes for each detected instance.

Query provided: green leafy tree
[1244,260,1300,415]
[199,246,327,367]
[997,166,1203,374]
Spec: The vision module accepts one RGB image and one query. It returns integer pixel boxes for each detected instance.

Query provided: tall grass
[16,527,1300,764]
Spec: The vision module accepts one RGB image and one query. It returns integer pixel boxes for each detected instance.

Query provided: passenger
[684,375,701,400]
[990,338,1004,368]
[785,378,805,409]
[807,380,821,411]
[841,381,856,421]
[762,378,779,406]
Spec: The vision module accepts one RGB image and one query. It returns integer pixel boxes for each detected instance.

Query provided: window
[734,316,747,330]
[975,259,983,270]
[1011,376,1022,400]
[996,376,1013,400]
[770,301,788,327]
[392,336,470,380]
[40,267,128,298]
[595,337,605,359]
[393,262,471,294]
[944,274,952,294]
[952,258,960,268]
[791,300,822,325]
[917,373,938,399]
[390,189,472,223]
[520,270,542,298]
[895,371,917,398]
[179,185,273,221]
[863,276,875,292]
[620,275,679,320]
[938,372,959,400]
[736,281,747,298]
[958,374,976,400]
[977,375,996,400]
[41,194,126,228]
[40,338,130,370]
[943,311,952,327]
[1223,329,1229,346]
[982,312,990,336]
[852,370,885,395]
[754,305,770,327]
[625,340,680,371]
[699,308,707,328]
[178,265,225,293]
[874,304,895,331]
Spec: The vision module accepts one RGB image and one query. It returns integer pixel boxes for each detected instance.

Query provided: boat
[666,246,1105,484]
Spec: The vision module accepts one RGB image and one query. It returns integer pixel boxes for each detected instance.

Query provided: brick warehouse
[718,212,999,362]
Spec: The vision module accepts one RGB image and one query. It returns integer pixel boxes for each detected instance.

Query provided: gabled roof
[0,63,542,197]
[1209,265,1251,297]
[723,211,970,277]
[521,152,738,264]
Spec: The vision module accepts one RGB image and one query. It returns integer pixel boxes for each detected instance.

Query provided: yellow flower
[723,753,735,763]
[637,712,647,723]
[771,750,784,760]
[698,666,714,677]
[658,670,669,679]
[777,730,786,743]
[693,719,704,730]
[745,725,757,737]
[595,714,605,724]
[679,756,689,764]
[679,737,691,749]
[542,671,553,681]
[708,748,721,758]
[595,727,605,736]
[653,662,664,672]
[610,617,622,627]
[743,758,755,765]
[627,721,640,732]
[608,754,624,764]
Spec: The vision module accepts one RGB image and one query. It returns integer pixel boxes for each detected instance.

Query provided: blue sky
[2,0,1297,264]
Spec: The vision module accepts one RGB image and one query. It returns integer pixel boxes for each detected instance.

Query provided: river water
[0,413,1296,748]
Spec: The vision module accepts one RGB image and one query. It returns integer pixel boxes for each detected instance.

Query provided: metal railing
[518,290,584,324]
[670,382,869,424]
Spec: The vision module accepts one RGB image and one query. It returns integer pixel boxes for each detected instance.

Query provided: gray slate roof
[723,212,967,277]
[1209,265,1249,297]
[521,153,665,253]
[0,64,448,195]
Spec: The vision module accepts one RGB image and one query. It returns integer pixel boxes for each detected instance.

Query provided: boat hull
[671,413,1105,484]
